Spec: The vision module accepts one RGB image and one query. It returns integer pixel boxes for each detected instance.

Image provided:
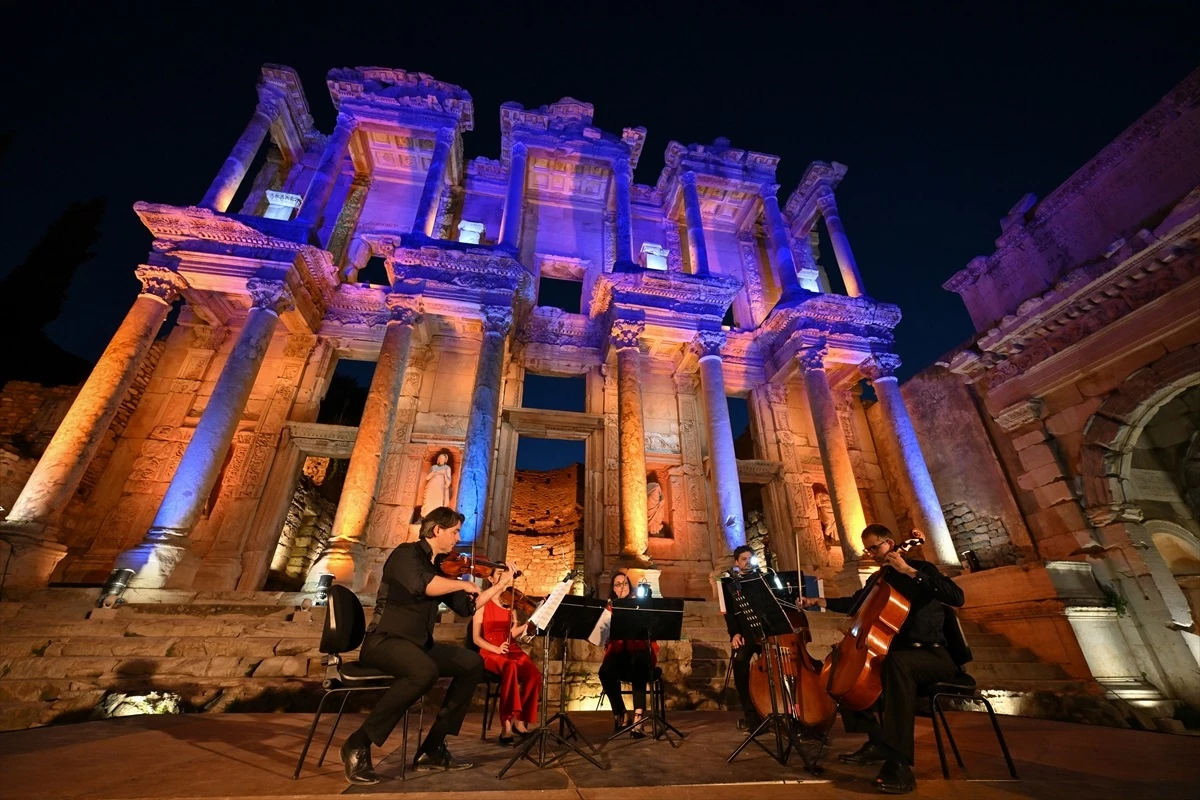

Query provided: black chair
[292,585,423,781]
[463,623,502,739]
[596,666,670,728]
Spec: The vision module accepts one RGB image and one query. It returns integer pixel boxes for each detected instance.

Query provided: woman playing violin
[472,576,541,745]
[598,571,659,737]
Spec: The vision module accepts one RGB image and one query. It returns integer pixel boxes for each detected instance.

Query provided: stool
[923,675,1018,779]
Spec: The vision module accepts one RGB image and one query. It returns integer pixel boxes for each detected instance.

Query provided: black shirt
[824,559,964,647]
[366,539,475,647]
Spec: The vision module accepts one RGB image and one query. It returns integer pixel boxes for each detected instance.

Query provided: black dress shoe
[339,739,381,785]
[839,741,889,765]
[413,743,474,771]
[498,735,515,746]
[874,760,916,794]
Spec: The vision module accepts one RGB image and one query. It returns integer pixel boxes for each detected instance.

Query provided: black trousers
[599,650,653,715]
[731,642,762,724]
[840,646,959,765]
[357,633,484,747]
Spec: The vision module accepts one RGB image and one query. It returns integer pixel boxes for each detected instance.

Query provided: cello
[745,571,837,734]
[819,534,925,711]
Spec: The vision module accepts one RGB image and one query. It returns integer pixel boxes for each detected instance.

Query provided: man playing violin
[339,506,517,785]
[804,523,964,794]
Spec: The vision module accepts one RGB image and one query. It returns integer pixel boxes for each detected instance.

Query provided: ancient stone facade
[906,67,1200,713]
[0,62,954,604]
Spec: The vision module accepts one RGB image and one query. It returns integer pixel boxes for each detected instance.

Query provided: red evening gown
[479,599,541,724]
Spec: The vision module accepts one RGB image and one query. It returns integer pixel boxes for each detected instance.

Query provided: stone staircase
[0,589,1147,731]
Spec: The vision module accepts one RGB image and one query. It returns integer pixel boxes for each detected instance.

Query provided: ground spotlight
[96,568,135,608]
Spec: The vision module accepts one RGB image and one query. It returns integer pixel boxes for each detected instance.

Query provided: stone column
[459,307,513,548]
[499,142,529,251]
[114,279,294,588]
[412,127,455,238]
[760,184,805,298]
[612,321,653,567]
[862,355,957,564]
[295,113,358,229]
[680,171,710,276]
[613,156,637,271]
[200,90,281,213]
[815,188,865,297]
[305,300,421,591]
[691,332,746,555]
[0,267,187,588]
[798,345,866,561]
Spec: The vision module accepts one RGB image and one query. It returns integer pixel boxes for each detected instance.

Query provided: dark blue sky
[3,2,1196,408]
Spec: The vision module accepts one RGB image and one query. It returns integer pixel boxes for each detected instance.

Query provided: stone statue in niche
[813,483,837,545]
[420,449,453,519]
[647,480,670,537]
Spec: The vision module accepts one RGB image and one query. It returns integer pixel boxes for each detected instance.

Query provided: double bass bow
[819,534,925,711]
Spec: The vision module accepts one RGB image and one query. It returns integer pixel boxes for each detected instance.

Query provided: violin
[437,551,522,581]
[819,534,925,711]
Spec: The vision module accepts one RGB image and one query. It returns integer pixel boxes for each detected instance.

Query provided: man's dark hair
[420,507,465,539]
[861,523,895,542]
[732,545,754,560]
[609,571,632,600]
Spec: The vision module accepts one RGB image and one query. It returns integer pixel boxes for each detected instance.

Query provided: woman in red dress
[472,585,541,745]
[599,571,659,736]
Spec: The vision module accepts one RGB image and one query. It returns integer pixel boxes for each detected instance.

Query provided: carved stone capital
[860,353,902,381]
[609,320,645,351]
[814,185,838,214]
[246,278,295,314]
[796,344,829,373]
[511,141,529,158]
[385,295,422,326]
[690,330,727,360]
[680,170,698,187]
[435,126,456,146]
[481,305,513,336]
[994,398,1046,432]
[613,155,630,173]
[334,112,359,132]
[760,183,781,200]
[135,266,188,304]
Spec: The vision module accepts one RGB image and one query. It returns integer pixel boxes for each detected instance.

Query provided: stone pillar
[200,91,281,213]
[815,188,865,297]
[613,156,637,271]
[459,307,513,547]
[612,321,653,567]
[691,332,746,555]
[861,355,957,565]
[760,184,805,298]
[0,267,187,588]
[114,279,294,588]
[680,171,710,276]
[412,127,455,238]
[305,300,421,591]
[798,346,866,561]
[499,142,528,251]
[295,113,358,230]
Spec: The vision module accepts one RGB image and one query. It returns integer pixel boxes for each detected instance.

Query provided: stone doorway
[506,462,585,597]
[263,456,346,591]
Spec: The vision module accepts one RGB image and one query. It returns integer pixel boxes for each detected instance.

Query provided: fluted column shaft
[306,303,420,590]
[693,333,746,555]
[499,142,529,251]
[800,348,866,561]
[117,279,293,588]
[459,307,513,548]
[612,321,651,565]
[413,128,455,238]
[296,114,357,229]
[200,94,279,212]
[816,189,865,297]
[680,171,710,276]
[613,156,635,269]
[865,357,957,564]
[760,185,804,297]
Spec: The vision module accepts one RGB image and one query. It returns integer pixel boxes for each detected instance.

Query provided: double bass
[819,535,924,711]
[745,571,837,734]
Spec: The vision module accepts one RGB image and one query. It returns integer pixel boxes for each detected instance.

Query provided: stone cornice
[326,67,474,131]
[592,269,743,321]
[499,97,645,169]
[784,160,847,224]
[261,63,319,151]
[519,306,604,349]
[756,293,902,355]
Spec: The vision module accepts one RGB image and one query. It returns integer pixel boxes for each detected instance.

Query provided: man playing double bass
[804,524,964,794]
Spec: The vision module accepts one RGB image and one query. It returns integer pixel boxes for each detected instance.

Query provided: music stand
[497,595,609,778]
[604,597,687,748]
[723,571,822,774]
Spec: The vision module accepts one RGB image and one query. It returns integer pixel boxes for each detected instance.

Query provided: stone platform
[1,710,1197,799]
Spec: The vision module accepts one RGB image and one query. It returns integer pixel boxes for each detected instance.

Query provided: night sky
[3,2,1196,470]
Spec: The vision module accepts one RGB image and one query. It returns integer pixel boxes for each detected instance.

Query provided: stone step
[966,660,1069,682]
[0,653,321,681]
[971,646,1041,663]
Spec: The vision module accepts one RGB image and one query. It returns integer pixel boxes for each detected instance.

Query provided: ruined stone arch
[1078,343,1200,524]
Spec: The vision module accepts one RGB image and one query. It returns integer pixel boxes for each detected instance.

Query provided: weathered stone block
[1045,397,1104,436]
[1017,463,1065,490]
[1011,429,1047,450]
[251,655,309,677]
[1026,503,1089,541]
[1017,442,1058,471]
[1033,480,1075,509]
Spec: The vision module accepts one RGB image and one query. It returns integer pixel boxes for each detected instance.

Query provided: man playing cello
[804,524,965,794]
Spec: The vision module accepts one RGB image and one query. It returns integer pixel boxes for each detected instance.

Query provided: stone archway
[1146,519,1200,629]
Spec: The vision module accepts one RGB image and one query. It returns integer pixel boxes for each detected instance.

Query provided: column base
[0,525,68,589]
[115,539,200,590]
[304,541,367,593]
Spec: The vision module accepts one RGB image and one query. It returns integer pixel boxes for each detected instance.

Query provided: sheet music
[528,574,573,630]
[586,606,612,648]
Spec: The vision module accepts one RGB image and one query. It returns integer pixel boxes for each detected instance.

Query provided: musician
[805,523,964,795]
[339,507,516,785]
[598,571,659,736]
[472,579,540,745]
[721,545,764,733]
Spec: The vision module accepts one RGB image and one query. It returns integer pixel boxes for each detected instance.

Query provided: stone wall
[506,465,581,595]
[265,470,336,592]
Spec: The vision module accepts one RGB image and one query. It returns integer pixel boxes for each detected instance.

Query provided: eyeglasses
[863,542,886,555]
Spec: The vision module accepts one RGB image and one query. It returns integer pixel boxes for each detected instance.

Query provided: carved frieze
[994,398,1046,432]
